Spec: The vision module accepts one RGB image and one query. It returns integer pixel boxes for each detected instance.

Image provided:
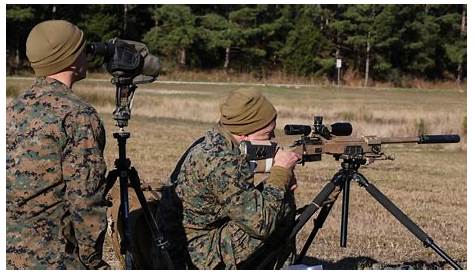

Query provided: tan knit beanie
[26,20,86,76]
[220,88,277,135]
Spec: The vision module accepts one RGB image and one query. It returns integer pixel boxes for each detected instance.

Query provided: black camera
[86,38,160,84]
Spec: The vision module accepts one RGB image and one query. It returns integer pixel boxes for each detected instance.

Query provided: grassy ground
[6,77,467,269]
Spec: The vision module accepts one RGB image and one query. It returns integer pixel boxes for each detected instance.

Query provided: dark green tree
[5,4,468,84]
[433,4,466,83]
[198,5,291,73]
[144,5,199,68]
[341,5,383,86]
[225,5,265,71]
[279,5,334,77]
[78,5,121,42]
[199,12,234,69]
[7,5,35,68]
[372,5,441,83]
[118,4,155,41]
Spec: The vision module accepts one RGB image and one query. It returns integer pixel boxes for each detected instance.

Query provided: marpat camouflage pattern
[161,126,296,269]
[6,77,109,269]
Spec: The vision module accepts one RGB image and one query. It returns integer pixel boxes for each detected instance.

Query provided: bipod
[105,130,174,269]
[291,158,462,270]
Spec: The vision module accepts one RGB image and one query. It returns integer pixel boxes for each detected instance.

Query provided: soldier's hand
[273,148,301,170]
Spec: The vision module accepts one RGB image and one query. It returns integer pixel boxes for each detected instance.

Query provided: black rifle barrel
[418,134,460,144]
[380,134,460,144]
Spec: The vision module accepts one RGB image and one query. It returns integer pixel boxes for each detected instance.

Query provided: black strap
[169,136,205,184]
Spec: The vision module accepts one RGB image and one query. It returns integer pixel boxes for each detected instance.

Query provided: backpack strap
[169,136,205,184]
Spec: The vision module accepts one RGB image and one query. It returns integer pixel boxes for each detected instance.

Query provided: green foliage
[6,4,467,85]
[280,5,333,76]
[6,5,34,21]
[200,13,232,49]
[79,5,121,42]
[144,5,198,63]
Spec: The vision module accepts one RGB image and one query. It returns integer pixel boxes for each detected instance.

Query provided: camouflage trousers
[108,184,296,270]
[6,219,85,270]
[114,208,296,270]
[212,221,296,270]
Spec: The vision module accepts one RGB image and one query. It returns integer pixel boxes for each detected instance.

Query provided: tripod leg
[257,173,344,269]
[353,172,462,270]
[118,169,134,269]
[340,174,351,247]
[129,167,174,270]
[289,172,344,239]
[104,170,119,197]
[296,202,335,264]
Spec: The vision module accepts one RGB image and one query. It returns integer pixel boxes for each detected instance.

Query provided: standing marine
[6,20,110,269]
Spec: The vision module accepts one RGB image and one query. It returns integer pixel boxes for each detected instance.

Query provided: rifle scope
[284,125,312,136]
[284,122,352,137]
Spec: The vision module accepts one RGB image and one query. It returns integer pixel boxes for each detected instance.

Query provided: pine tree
[5,4,468,84]
[199,12,234,69]
[144,5,198,68]
[279,5,333,77]
[79,5,121,42]
[6,5,35,68]
[342,5,383,86]
[434,4,466,83]
[372,5,441,83]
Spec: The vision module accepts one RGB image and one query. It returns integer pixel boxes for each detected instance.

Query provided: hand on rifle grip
[273,147,301,170]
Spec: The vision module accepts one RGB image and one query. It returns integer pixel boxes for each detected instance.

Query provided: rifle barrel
[418,135,460,144]
[380,135,460,144]
[380,137,419,144]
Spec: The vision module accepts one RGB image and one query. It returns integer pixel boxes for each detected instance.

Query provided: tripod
[290,157,463,270]
[105,78,174,269]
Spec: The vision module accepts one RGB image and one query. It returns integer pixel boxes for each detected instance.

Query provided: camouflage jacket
[171,125,296,269]
[6,77,109,269]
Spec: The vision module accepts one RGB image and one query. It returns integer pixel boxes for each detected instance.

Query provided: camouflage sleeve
[62,107,109,269]
[210,154,290,240]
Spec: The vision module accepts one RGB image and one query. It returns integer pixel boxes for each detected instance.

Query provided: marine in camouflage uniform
[155,88,299,269]
[6,20,109,269]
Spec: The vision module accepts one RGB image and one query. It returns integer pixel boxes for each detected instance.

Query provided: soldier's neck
[48,71,75,88]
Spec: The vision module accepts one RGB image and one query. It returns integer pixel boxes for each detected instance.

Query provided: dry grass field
[6,77,467,269]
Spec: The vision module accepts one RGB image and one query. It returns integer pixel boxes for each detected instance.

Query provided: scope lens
[330,122,353,136]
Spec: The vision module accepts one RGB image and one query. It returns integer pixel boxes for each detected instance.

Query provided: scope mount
[111,76,137,130]
[313,116,332,139]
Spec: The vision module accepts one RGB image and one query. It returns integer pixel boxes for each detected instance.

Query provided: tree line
[6,4,466,86]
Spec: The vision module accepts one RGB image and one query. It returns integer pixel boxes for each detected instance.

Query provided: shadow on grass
[299,255,464,270]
